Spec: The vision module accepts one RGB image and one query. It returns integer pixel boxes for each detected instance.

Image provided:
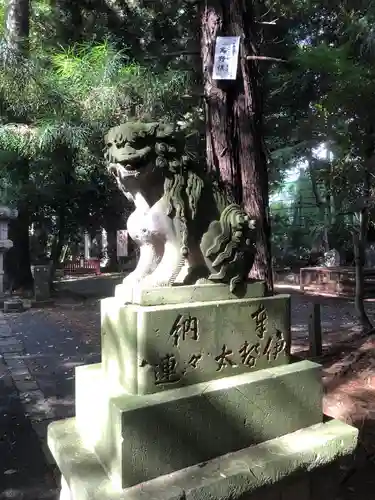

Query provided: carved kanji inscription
[154,354,180,385]
[188,354,202,369]
[169,314,199,347]
[238,329,287,368]
[265,330,286,361]
[215,344,236,371]
[239,341,260,367]
[251,304,267,339]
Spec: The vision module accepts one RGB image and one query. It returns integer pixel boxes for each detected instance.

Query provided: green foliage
[5,0,375,266]
[264,0,375,259]
[0,22,196,250]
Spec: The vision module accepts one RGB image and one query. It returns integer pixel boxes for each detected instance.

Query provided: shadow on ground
[294,329,375,499]
[0,358,58,499]
[337,404,375,499]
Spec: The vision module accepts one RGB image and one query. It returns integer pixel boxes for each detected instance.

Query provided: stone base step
[47,417,358,500]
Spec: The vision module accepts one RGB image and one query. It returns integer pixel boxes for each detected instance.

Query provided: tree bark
[353,146,372,331]
[353,211,372,333]
[52,0,84,43]
[49,206,67,289]
[201,0,273,293]
[308,158,329,252]
[4,0,30,54]
[7,163,33,291]
[7,165,33,292]
[3,1,32,290]
[352,142,375,334]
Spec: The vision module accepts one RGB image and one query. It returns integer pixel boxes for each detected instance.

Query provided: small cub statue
[104,120,256,293]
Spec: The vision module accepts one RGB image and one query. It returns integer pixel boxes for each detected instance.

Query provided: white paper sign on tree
[212,36,241,80]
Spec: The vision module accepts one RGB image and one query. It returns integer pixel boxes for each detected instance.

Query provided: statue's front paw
[142,275,170,288]
[122,274,141,287]
[195,278,211,285]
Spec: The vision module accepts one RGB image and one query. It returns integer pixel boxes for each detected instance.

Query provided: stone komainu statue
[104,120,256,293]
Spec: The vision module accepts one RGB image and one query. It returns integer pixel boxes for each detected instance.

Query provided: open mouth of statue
[107,163,141,179]
[122,164,141,176]
[121,163,137,172]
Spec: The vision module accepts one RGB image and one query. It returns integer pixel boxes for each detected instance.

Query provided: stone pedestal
[48,282,358,500]
[104,284,290,395]
[0,206,17,295]
[31,264,52,302]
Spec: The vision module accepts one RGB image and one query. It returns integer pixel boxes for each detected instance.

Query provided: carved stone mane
[104,120,257,293]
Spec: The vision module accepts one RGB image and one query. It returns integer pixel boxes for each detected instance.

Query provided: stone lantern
[0,206,18,294]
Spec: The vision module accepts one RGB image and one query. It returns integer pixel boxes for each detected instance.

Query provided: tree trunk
[52,0,83,43]
[105,229,118,271]
[308,158,329,252]
[4,0,30,54]
[49,207,67,289]
[8,200,33,291]
[352,136,375,333]
[3,1,32,290]
[351,148,373,333]
[323,177,332,251]
[201,0,273,293]
[7,160,33,291]
[353,211,372,333]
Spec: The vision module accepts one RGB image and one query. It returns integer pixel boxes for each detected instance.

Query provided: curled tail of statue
[200,204,257,293]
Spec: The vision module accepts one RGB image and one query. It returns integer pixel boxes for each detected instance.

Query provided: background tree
[1,0,33,290]
[2,0,375,330]
[201,1,273,292]
[0,0,197,288]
